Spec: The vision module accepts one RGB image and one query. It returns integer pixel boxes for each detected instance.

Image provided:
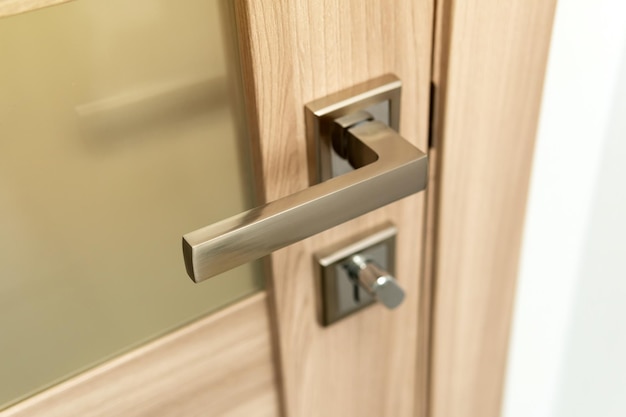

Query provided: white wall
[501,1,626,417]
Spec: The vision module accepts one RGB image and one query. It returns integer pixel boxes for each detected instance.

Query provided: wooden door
[0,0,557,416]
[0,0,433,415]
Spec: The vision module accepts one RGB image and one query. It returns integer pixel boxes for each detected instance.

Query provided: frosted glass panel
[0,0,262,408]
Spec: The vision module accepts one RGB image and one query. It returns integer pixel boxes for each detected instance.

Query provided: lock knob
[344,255,405,309]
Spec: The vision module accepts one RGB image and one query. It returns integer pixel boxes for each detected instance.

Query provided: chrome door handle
[183,76,427,283]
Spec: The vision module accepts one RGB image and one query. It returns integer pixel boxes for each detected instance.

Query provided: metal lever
[343,255,405,309]
[183,77,427,283]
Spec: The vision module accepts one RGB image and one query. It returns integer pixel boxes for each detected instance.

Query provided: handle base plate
[305,74,402,184]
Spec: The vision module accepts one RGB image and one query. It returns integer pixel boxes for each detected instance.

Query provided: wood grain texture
[416,144,439,417]
[0,0,72,17]
[2,293,280,417]
[234,1,434,416]
[430,1,557,417]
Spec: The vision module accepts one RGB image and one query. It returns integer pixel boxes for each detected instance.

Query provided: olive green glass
[0,0,262,408]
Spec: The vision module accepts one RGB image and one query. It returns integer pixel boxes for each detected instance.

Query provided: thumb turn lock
[315,224,403,325]
[344,255,405,310]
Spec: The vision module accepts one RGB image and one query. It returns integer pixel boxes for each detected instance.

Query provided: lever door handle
[183,79,428,283]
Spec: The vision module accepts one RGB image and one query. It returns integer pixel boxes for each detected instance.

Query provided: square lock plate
[315,224,397,326]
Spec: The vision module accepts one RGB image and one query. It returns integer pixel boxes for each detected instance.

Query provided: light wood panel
[0,0,72,17]
[1,293,280,417]
[234,1,434,416]
[430,1,557,417]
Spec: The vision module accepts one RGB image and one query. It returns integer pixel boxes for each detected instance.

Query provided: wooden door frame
[427,1,557,416]
[0,0,557,416]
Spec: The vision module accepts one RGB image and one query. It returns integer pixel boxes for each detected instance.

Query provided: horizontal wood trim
[2,293,280,417]
[0,0,73,17]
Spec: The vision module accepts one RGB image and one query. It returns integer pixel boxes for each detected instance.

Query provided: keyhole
[351,276,360,303]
